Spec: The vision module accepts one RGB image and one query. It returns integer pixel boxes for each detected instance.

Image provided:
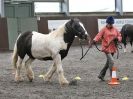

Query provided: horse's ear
[70,18,74,21]
[70,18,80,23]
[70,18,74,24]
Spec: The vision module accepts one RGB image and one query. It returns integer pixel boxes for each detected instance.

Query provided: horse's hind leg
[25,58,34,82]
[15,57,23,82]
[43,63,57,82]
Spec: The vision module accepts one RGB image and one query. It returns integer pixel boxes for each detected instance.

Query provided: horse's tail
[12,42,18,70]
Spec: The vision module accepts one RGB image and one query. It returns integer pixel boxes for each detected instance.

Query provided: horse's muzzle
[82,34,88,40]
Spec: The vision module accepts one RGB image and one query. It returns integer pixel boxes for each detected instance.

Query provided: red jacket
[93,26,122,53]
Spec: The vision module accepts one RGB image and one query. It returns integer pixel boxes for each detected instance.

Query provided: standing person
[92,16,122,81]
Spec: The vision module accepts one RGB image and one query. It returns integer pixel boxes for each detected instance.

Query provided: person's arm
[93,28,105,42]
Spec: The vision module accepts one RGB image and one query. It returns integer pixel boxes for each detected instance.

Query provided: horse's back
[121,24,133,34]
[121,24,133,39]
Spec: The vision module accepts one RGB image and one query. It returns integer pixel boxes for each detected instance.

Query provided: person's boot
[98,75,105,81]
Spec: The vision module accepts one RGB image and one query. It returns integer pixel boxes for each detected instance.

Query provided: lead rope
[79,39,84,57]
[79,39,92,60]
[79,38,122,60]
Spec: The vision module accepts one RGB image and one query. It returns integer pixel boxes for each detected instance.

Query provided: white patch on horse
[31,25,67,59]
[124,48,127,53]
[79,22,88,35]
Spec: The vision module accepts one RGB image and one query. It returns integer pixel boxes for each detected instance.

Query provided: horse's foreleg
[130,41,132,46]
[124,45,127,52]
[129,40,133,53]
[25,58,34,82]
[15,57,23,82]
[43,63,57,82]
[54,54,69,86]
[122,35,127,53]
[123,42,127,53]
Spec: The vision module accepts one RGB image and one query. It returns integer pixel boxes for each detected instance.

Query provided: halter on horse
[12,18,89,86]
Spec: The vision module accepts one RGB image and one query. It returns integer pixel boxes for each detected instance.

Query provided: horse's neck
[64,32,75,43]
[49,24,75,47]
[50,25,65,37]
[50,25,75,42]
[64,24,75,44]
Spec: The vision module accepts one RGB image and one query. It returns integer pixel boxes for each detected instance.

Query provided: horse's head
[65,18,88,40]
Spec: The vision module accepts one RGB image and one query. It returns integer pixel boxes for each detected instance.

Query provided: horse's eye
[77,26,84,32]
[76,25,80,28]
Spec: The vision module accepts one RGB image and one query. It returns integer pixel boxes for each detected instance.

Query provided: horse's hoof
[27,75,34,82]
[60,83,69,87]
[15,76,24,82]
[60,80,69,86]
[29,79,33,82]
[27,74,34,82]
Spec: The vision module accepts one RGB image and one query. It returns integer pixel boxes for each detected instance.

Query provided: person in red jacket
[92,16,122,81]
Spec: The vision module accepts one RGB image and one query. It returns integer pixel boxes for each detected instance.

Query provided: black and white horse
[120,24,133,52]
[12,18,88,86]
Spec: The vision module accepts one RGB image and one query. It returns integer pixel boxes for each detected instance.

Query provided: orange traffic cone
[108,66,120,85]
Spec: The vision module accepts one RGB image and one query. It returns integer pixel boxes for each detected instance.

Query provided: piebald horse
[12,18,89,86]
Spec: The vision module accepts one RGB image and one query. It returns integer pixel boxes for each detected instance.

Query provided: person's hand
[113,38,118,42]
[89,40,96,48]
[91,40,96,45]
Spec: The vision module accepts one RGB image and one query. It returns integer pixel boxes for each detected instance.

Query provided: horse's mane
[49,22,67,37]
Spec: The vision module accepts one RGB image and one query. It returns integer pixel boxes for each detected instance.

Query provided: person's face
[106,24,113,29]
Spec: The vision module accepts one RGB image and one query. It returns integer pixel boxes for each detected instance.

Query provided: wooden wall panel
[0,17,9,51]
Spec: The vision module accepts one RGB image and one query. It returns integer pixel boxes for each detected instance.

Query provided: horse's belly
[31,49,51,59]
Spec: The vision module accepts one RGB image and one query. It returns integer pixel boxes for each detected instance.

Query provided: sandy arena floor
[0,44,133,99]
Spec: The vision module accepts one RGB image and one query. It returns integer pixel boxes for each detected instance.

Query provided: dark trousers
[99,53,114,78]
